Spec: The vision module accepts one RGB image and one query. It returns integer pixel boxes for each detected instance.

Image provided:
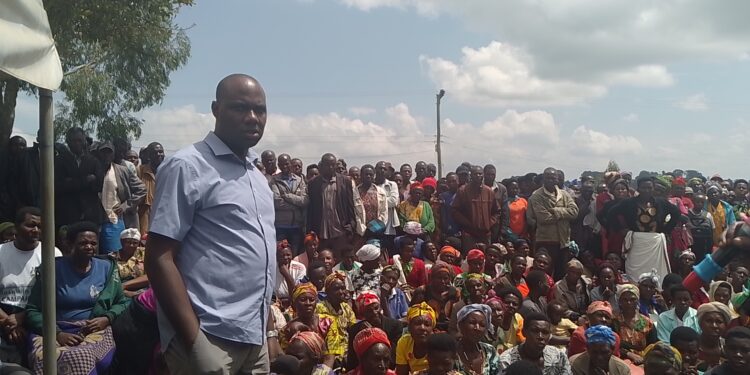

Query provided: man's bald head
[215,74,263,101]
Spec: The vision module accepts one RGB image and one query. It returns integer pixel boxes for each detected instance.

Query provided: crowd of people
[2,74,750,375]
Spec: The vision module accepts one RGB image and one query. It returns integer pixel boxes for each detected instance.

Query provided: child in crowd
[414,333,462,375]
[547,301,577,349]
[657,285,700,343]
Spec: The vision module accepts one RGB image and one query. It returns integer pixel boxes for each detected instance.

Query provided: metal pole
[436,89,445,179]
[39,88,57,375]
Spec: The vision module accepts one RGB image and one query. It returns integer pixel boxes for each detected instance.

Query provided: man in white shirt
[0,207,61,366]
[375,161,400,255]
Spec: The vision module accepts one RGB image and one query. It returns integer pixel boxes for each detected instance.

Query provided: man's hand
[57,332,84,346]
[8,326,26,345]
[81,317,110,335]
[113,204,124,216]
[1,314,17,331]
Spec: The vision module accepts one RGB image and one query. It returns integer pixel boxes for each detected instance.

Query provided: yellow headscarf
[407,302,436,326]
[292,282,317,305]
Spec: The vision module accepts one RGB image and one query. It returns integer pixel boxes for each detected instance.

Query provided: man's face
[125,150,139,166]
[523,321,551,352]
[291,159,303,176]
[673,340,699,367]
[733,267,749,287]
[484,168,496,186]
[736,183,749,198]
[375,162,387,180]
[66,132,86,155]
[17,214,41,243]
[400,165,412,181]
[262,153,276,173]
[277,156,291,175]
[336,160,346,175]
[581,182,594,197]
[638,181,655,199]
[361,168,375,185]
[149,144,165,169]
[707,188,720,203]
[470,168,483,187]
[589,342,613,370]
[673,291,693,314]
[211,77,267,150]
[9,137,26,155]
[726,337,750,371]
[543,171,558,190]
[320,157,337,178]
[556,170,565,187]
[446,175,459,192]
[415,162,427,179]
[533,255,550,272]
[349,167,361,185]
[393,173,403,187]
[114,139,130,160]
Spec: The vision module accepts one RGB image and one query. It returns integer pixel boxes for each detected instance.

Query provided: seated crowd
[2,136,750,375]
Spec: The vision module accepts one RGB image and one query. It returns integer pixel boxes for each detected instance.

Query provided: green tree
[0,0,192,148]
[606,160,620,172]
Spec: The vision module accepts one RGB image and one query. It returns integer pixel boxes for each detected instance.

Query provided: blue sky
[14,0,750,178]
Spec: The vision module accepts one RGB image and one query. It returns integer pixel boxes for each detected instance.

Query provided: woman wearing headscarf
[0,221,15,243]
[117,227,149,297]
[612,284,657,365]
[454,304,500,375]
[346,292,402,370]
[389,236,427,291]
[281,283,332,352]
[643,342,682,375]
[554,259,590,321]
[677,249,697,279]
[709,280,738,319]
[696,301,732,372]
[395,303,436,375]
[437,245,464,275]
[316,272,357,368]
[25,222,129,375]
[570,325,630,375]
[568,301,622,358]
[707,184,736,247]
[448,273,488,336]
[397,182,436,235]
[286,331,336,375]
[295,232,321,268]
[411,263,460,331]
[455,249,492,289]
[349,328,396,375]
[350,244,384,297]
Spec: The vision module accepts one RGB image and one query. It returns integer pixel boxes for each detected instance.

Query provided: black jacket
[306,173,356,237]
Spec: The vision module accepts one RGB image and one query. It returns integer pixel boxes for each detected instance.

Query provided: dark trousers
[276,227,303,255]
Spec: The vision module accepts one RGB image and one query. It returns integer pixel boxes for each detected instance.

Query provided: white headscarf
[356,244,381,262]
[120,228,141,240]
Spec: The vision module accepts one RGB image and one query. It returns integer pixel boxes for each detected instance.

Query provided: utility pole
[436,89,445,179]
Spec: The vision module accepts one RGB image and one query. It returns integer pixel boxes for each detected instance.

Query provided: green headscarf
[0,222,14,235]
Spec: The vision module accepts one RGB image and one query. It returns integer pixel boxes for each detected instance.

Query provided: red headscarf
[355,291,380,319]
[353,327,391,359]
[304,232,320,246]
[421,177,437,189]
[290,331,325,359]
[467,249,485,261]
[409,181,424,191]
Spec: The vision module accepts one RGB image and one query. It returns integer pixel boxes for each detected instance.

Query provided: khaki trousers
[164,330,269,375]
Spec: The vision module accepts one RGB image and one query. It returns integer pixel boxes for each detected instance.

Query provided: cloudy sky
[13,0,750,178]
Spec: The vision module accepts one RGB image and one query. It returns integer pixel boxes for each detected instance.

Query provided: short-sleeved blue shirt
[150,132,276,346]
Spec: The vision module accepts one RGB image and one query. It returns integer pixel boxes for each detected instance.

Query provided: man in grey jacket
[270,153,308,253]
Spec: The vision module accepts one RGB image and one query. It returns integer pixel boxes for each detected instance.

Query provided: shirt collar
[204,131,258,166]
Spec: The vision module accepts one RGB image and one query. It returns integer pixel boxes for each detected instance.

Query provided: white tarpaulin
[0,0,62,90]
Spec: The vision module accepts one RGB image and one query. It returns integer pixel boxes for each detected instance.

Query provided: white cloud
[569,126,643,156]
[348,106,376,116]
[604,65,674,87]
[675,93,709,111]
[623,113,639,122]
[420,42,607,106]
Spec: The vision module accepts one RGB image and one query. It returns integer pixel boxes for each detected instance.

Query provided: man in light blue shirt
[145,74,278,374]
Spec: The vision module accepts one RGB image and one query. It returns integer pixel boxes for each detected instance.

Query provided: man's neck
[544,186,556,194]
[13,239,38,251]
[675,308,688,319]
[375,176,385,184]
[520,343,542,361]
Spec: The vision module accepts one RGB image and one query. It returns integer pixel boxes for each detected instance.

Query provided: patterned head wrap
[466,249,485,261]
[585,325,617,347]
[688,177,703,186]
[587,301,613,317]
[407,302,436,326]
[654,175,673,189]
[697,301,732,324]
[610,178,629,190]
[707,184,721,195]
[355,291,380,319]
[304,232,319,246]
[292,283,318,305]
[353,327,390,359]
[488,243,508,256]
[356,244,381,262]
[120,228,141,240]
[603,171,621,187]
[324,271,347,292]
[403,221,423,235]
[616,284,640,301]
[429,262,455,281]
[277,239,291,252]
[643,342,682,371]
[439,246,460,258]
[461,273,486,299]
[290,331,325,359]
[457,304,493,334]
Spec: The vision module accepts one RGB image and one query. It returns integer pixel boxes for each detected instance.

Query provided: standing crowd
[1,74,750,375]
